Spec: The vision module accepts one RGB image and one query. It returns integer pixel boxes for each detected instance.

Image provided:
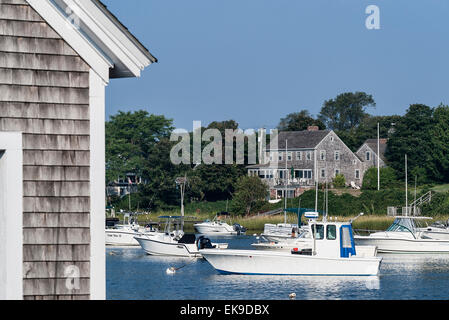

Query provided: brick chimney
[307,126,319,132]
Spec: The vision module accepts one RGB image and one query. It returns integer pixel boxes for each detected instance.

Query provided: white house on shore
[0,0,155,300]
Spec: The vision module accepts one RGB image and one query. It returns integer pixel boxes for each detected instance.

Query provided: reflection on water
[106,236,449,300]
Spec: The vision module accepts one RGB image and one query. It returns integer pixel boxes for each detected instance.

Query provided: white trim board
[0,132,23,300]
[89,69,106,300]
[26,0,155,82]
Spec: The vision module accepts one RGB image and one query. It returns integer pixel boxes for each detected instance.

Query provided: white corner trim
[0,132,23,300]
[89,69,106,300]
[26,0,111,83]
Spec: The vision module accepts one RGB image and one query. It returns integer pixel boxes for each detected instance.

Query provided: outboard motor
[197,236,216,249]
[233,223,247,235]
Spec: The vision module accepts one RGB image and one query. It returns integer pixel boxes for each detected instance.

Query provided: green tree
[385,104,434,181]
[106,110,187,210]
[362,167,399,190]
[231,176,268,215]
[318,92,376,131]
[277,110,325,131]
[428,105,449,182]
[337,115,401,151]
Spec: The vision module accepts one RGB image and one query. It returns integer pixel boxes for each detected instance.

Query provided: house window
[335,151,340,161]
[335,169,340,176]
[278,152,283,161]
[287,152,292,161]
[355,169,360,179]
[306,151,312,161]
[366,151,370,161]
[296,151,302,160]
[321,169,326,178]
[320,150,326,161]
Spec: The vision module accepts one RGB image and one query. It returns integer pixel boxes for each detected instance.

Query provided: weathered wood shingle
[0,0,91,299]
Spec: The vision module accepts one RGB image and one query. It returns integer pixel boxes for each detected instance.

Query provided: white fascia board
[65,0,143,77]
[26,0,111,83]
[68,0,152,77]
[80,0,153,68]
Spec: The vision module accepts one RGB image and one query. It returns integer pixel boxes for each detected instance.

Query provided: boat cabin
[297,213,357,258]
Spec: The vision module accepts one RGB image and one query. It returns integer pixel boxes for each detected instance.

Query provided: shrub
[333,173,346,188]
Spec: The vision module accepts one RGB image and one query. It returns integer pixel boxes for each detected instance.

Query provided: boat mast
[284,139,288,224]
[405,154,408,217]
[377,123,380,191]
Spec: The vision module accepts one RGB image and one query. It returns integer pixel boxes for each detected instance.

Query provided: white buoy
[166,267,176,274]
[289,293,296,300]
[253,234,257,237]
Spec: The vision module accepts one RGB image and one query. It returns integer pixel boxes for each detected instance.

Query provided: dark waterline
[106,235,449,300]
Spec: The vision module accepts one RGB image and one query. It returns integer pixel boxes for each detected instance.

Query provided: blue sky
[103,0,449,131]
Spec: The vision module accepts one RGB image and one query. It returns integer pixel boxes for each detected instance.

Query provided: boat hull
[200,249,381,276]
[135,235,229,257]
[135,236,202,257]
[105,230,142,246]
[354,235,449,253]
[194,223,239,235]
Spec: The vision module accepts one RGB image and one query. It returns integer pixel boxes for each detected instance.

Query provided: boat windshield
[386,218,416,233]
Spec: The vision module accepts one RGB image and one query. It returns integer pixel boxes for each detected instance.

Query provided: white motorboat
[418,220,449,240]
[135,216,228,257]
[105,213,158,246]
[194,212,246,235]
[354,216,449,253]
[201,213,382,276]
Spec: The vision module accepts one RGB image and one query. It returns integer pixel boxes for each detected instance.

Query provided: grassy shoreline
[112,212,449,233]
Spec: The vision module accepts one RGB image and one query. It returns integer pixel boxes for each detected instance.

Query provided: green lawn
[432,184,449,193]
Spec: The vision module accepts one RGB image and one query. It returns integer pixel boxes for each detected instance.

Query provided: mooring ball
[166,267,176,274]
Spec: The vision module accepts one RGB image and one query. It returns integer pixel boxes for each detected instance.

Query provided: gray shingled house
[248,126,386,198]
[0,0,155,300]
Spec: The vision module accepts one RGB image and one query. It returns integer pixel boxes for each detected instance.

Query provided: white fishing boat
[354,216,449,253]
[418,221,449,240]
[201,212,382,276]
[135,216,228,257]
[105,213,157,246]
[354,154,449,253]
[194,212,246,235]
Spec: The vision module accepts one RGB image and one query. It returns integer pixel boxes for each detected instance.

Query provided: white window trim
[320,150,326,161]
[355,169,361,180]
[0,132,23,300]
[306,151,312,161]
[335,151,340,161]
[296,151,302,160]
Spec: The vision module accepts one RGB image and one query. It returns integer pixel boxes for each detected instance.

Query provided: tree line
[105,92,449,213]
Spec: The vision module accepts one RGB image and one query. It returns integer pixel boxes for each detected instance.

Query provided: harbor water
[107,235,449,300]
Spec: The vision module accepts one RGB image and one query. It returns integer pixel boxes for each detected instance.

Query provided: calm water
[106,235,449,300]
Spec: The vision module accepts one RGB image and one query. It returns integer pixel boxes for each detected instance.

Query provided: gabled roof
[26,0,157,82]
[267,130,331,150]
[360,139,387,161]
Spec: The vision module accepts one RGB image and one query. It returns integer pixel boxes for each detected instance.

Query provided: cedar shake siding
[0,0,90,300]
